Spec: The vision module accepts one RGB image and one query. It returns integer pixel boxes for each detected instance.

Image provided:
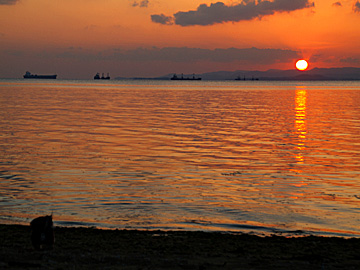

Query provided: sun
[296,60,309,71]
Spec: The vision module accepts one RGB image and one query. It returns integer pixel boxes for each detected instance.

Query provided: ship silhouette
[171,73,201,80]
[94,73,110,80]
[24,71,57,79]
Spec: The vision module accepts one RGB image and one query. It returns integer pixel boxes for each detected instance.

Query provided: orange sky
[1,0,360,78]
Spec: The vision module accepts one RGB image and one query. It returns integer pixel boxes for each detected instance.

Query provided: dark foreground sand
[1,224,359,269]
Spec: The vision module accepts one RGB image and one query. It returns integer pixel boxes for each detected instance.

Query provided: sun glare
[296,60,309,71]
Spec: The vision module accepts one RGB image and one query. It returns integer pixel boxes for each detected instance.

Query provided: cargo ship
[171,74,201,80]
[23,71,57,79]
[94,73,110,80]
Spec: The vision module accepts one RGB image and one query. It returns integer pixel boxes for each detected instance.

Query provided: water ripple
[0,80,359,236]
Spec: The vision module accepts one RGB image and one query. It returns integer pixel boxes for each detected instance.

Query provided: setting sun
[296,60,309,71]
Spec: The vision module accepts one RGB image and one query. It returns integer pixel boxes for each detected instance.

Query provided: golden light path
[295,86,308,164]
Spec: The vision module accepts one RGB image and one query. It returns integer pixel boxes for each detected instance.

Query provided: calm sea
[0,79,359,237]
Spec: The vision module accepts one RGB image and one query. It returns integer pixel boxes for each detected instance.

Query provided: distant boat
[23,71,57,79]
[235,75,244,81]
[235,75,259,81]
[171,73,201,80]
[94,73,110,80]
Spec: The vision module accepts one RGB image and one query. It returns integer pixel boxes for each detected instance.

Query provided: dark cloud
[150,14,174,25]
[0,0,18,5]
[354,1,360,12]
[84,25,98,31]
[45,46,298,64]
[152,0,314,26]
[332,2,342,7]
[340,57,359,64]
[54,47,101,62]
[109,46,299,65]
[4,49,24,57]
[0,46,302,78]
[131,0,149,8]
[309,54,322,62]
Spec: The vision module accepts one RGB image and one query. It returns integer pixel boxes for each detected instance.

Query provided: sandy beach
[1,224,359,269]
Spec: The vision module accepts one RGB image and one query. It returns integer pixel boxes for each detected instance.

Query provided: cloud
[54,47,101,61]
[109,46,299,65]
[340,57,359,64]
[4,49,24,57]
[332,2,342,7]
[131,0,149,8]
[150,14,174,25]
[151,0,314,26]
[13,46,299,69]
[1,46,302,78]
[354,1,360,12]
[84,25,98,31]
[0,0,18,5]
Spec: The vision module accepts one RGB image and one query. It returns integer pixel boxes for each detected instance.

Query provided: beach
[1,224,359,269]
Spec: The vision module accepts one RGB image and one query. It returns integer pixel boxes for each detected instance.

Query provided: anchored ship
[94,73,110,80]
[171,73,201,80]
[235,75,259,81]
[23,71,57,79]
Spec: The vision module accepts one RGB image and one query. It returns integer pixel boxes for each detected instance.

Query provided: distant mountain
[114,67,360,81]
[198,67,360,80]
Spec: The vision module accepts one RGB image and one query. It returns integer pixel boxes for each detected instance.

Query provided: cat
[30,215,55,250]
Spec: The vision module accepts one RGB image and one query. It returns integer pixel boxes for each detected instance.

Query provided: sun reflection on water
[295,86,307,164]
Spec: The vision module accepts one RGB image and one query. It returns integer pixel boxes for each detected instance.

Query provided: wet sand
[1,224,359,269]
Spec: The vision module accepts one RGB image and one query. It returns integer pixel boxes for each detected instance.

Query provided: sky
[1,0,360,79]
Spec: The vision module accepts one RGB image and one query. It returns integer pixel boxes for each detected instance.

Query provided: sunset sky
[1,0,360,79]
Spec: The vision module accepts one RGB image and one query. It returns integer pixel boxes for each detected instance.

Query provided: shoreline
[1,224,359,269]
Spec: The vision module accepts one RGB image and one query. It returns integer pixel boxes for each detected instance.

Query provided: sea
[0,79,359,237]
